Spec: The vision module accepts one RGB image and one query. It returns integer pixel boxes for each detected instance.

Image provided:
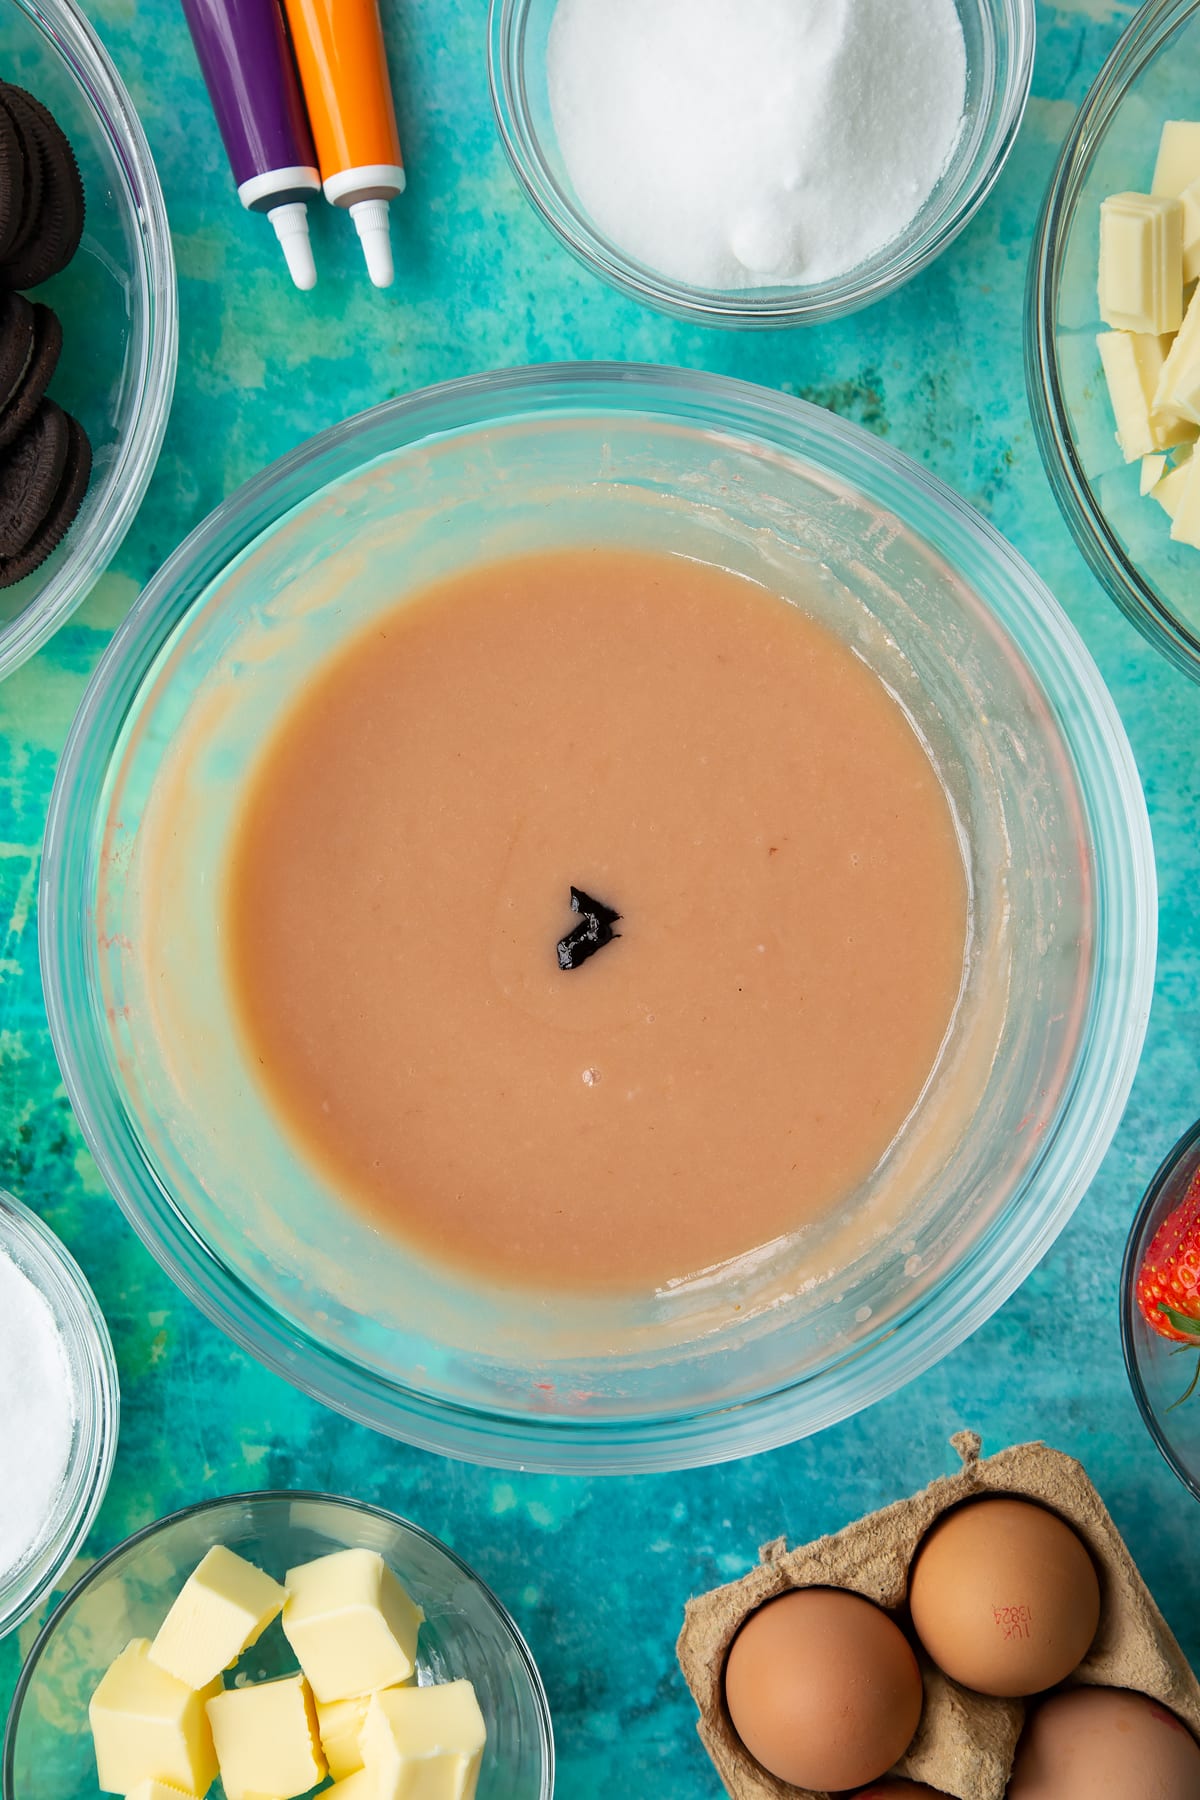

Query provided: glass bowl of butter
[2,1491,554,1800]
[1029,0,1200,681]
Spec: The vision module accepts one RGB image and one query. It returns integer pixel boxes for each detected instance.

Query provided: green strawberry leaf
[1157,1303,1200,1341]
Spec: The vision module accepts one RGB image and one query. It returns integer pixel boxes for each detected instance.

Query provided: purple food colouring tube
[181,0,320,289]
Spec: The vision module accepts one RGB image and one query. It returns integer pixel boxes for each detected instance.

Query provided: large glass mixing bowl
[40,365,1156,1473]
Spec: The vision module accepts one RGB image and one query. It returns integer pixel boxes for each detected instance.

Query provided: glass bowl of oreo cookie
[0,0,176,676]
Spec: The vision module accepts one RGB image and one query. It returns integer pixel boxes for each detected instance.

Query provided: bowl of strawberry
[1122,1117,1200,1499]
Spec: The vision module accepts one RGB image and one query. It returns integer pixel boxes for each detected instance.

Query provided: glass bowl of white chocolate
[1029,0,1200,681]
[1,1491,554,1800]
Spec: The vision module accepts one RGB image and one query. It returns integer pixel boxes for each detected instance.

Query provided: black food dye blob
[557,886,621,970]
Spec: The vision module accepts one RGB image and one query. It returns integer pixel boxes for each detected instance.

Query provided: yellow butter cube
[361,1682,486,1800]
[282,1549,423,1703]
[149,1546,287,1690]
[318,1682,415,1779]
[125,1783,197,1800]
[317,1693,372,1780]
[1100,192,1184,335]
[206,1672,326,1800]
[1170,454,1200,547]
[1153,121,1200,200]
[89,1638,219,1798]
[329,1771,376,1799]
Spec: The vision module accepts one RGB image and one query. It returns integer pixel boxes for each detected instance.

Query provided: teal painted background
[1,1,1197,1794]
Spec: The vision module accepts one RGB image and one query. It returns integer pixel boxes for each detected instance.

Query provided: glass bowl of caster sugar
[0,1190,118,1638]
[489,0,1035,325]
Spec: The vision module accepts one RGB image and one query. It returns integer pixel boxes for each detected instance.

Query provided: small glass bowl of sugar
[489,0,1035,326]
[0,1190,118,1638]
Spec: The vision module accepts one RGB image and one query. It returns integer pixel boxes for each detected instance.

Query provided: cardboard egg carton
[677,1433,1200,1800]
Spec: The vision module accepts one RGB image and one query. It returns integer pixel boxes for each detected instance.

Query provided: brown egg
[723,1587,923,1791]
[852,1783,951,1798]
[907,1496,1100,1696]
[1008,1686,1200,1798]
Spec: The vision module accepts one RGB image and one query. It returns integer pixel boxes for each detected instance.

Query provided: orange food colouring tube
[281,0,405,287]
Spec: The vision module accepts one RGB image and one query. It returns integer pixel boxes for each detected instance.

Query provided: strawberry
[1136,1165,1200,1351]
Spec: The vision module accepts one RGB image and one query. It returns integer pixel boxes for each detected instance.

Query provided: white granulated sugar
[0,1249,75,1584]
[547,0,968,290]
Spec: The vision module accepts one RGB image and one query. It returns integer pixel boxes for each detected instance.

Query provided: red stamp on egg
[994,1603,1033,1640]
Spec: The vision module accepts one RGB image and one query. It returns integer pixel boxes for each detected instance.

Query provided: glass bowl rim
[1119,1112,1200,1503]
[39,360,1157,1474]
[1025,0,1200,683]
[1,1486,556,1800]
[0,1188,119,1640]
[486,0,1037,327]
[0,0,179,679]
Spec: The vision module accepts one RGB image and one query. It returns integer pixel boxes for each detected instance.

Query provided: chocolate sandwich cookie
[0,97,24,261]
[0,302,61,449]
[0,87,45,263]
[0,290,35,412]
[0,398,69,559]
[0,83,84,289]
[0,410,90,587]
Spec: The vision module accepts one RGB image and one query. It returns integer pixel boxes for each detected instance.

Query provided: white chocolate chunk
[1153,121,1200,199]
[1141,453,1168,494]
[149,1546,286,1691]
[1096,330,1192,458]
[1155,285,1200,424]
[206,1672,325,1800]
[282,1548,423,1703]
[1182,179,1200,285]
[1170,453,1200,547]
[1151,458,1194,520]
[1165,358,1200,429]
[362,1682,487,1800]
[88,1638,220,1798]
[1100,193,1184,334]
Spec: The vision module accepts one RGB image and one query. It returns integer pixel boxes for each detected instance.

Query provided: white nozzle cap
[268,201,317,291]
[350,197,394,288]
